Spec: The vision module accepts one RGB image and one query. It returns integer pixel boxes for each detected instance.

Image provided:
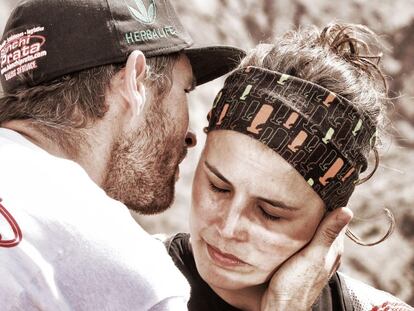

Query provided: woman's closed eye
[209,181,230,193]
[258,206,282,221]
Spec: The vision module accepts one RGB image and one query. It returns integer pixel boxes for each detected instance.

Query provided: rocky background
[1,0,413,305]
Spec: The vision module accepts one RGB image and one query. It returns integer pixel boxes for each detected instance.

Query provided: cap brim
[184,46,246,86]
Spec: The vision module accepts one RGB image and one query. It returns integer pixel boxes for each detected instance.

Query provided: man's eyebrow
[204,161,230,183]
[259,197,299,211]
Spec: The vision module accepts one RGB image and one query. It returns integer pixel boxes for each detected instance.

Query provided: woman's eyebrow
[204,161,230,183]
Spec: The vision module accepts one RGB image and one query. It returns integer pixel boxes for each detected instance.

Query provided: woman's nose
[219,216,240,240]
[185,131,197,148]
[216,203,248,242]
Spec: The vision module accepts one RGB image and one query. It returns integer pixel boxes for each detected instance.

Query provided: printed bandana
[207,66,376,210]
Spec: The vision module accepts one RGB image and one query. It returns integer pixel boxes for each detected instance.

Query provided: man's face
[103,54,195,214]
[190,131,325,291]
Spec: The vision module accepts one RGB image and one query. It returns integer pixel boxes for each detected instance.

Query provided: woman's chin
[191,239,269,291]
[200,269,252,291]
[195,254,266,291]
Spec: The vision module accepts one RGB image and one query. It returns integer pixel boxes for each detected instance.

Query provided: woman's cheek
[197,195,218,227]
[254,229,308,271]
[192,186,214,228]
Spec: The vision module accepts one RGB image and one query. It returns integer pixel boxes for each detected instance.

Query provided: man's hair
[0,53,180,155]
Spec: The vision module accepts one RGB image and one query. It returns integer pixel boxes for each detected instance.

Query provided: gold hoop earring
[354,148,379,186]
[345,208,395,246]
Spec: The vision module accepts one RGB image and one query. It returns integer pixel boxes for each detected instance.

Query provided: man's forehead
[183,54,196,84]
[188,74,197,91]
[176,54,196,89]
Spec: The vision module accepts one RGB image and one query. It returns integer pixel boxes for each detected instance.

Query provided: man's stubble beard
[102,99,186,215]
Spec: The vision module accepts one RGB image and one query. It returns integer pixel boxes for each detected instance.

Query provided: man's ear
[121,50,147,117]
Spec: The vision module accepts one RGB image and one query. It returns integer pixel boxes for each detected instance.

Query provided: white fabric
[340,272,414,311]
[0,128,190,311]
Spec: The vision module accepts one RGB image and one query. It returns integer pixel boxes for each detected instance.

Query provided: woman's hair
[239,23,388,146]
[237,23,393,245]
[0,53,180,156]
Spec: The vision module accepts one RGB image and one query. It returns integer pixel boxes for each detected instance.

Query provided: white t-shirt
[340,273,414,311]
[0,128,190,311]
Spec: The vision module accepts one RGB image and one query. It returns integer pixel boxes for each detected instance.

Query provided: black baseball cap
[0,0,246,92]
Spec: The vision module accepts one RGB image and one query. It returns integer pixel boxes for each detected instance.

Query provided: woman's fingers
[314,207,353,246]
[261,207,353,311]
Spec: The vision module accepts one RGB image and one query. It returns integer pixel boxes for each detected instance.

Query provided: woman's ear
[121,50,147,117]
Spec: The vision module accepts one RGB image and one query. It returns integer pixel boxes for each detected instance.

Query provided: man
[0,0,352,310]
[0,0,245,309]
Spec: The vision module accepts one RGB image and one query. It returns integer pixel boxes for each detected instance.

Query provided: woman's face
[190,131,325,291]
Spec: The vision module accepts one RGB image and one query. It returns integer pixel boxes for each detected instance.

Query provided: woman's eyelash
[259,206,281,221]
[209,182,229,193]
[208,182,281,221]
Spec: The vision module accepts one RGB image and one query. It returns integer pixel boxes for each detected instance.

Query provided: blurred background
[2,0,414,305]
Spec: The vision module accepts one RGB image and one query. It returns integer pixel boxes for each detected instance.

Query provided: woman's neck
[210,283,267,311]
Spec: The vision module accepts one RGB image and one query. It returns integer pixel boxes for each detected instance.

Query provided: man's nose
[185,131,197,148]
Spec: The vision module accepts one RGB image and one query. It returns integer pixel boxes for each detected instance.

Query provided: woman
[166,23,413,311]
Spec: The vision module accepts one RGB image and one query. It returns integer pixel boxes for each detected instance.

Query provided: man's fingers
[314,207,353,247]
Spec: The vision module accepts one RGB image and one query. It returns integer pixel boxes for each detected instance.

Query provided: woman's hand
[260,207,353,311]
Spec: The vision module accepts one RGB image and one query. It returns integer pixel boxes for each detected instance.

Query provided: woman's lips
[206,242,248,268]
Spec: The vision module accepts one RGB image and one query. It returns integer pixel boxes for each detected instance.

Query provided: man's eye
[259,206,281,221]
[209,182,229,193]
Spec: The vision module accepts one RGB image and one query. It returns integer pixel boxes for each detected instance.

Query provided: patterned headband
[206,66,377,210]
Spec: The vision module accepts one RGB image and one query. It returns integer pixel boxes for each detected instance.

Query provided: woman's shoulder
[164,232,191,250]
[163,233,197,278]
[164,233,192,264]
[338,272,413,310]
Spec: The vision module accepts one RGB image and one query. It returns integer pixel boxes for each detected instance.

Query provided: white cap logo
[127,0,157,25]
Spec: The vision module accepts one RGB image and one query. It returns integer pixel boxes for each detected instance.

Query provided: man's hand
[261,207,353,311]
